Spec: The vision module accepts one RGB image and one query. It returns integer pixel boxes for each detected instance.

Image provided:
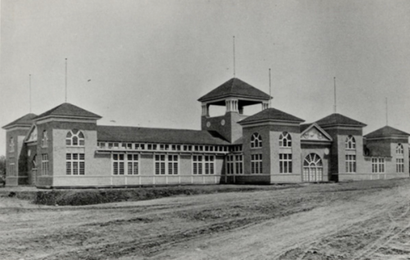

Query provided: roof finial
[29,74,32,113]
[65,58,68,103]
[269,68,272,107]
[233,36,236,78]
[333,76,337,113]
[385,97,388,126]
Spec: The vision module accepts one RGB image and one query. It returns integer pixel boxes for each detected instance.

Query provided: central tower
[198,77,271,143]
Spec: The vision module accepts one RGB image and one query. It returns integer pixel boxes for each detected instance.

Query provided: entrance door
[303,153,323,182]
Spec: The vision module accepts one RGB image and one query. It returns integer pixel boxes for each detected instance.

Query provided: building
[3,77,409,188]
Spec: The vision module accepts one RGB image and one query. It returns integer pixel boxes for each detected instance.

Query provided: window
[279,154,292,173]
[204,155,214,174]
[41,154,49,175]
[112,154,138,175]
[112,154,125,175]
[251,154,262,174]
[32,154,37,169]
[396,144,404,155]
[303,153,323,182]
[345,135,356,150]
[235,155,243,174]
[279,132,292,147]
[66,153,85,175]
[346,154,356,173]
[193,155,215,174]
[226,155,234,174]
[9,137,14,153]
[396,158,404,173]
[371,158,385,173]
[127,154,139,175]
[41,130,48,147]
[66,129,85,146]
[193,155,203,174]
[168,155,178,175]
[154,154,178,175]
[251,133,262,148]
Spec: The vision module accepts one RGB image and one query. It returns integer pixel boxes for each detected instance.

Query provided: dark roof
[300,123,311,133]
[2,113,37,129]
[97,125,230,145]
[239,108,305,125]
[364,126,410,139]
[315,113,366,128]
[198,78,271,102]
[35,103,101,120]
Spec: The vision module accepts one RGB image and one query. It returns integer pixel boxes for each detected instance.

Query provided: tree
[0,155,6,177]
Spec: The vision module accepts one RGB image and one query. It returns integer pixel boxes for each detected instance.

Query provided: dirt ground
[1,179,410,260]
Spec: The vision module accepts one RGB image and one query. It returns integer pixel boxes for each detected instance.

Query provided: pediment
[301,124,332,142]
[26,125,38,142]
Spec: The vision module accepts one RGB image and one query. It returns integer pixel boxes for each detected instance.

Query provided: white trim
[35,117,98,124]
[241,121,302,128]
[300,123,333,141]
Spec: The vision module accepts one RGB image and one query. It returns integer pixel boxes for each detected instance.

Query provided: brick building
[3,77,409,188]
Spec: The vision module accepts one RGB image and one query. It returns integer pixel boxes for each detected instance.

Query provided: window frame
[250,133,262,149]
[279,132,292,148]
[279,153,292,173]
[251,154,263,174]
[66,153,85,175]
[345,135,356,150]
[345,154,356,173]
[66,129,85,147]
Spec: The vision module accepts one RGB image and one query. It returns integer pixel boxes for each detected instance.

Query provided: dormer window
[66,129,85,146]
[251,133,262,148]
[41,130,48,147]
[279,132,292,147]
[345,135,356,149]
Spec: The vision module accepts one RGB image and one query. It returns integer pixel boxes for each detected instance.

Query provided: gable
[26,125,38,143]
[301,124,332,142]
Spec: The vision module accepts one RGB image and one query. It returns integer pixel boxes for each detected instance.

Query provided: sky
[1,0,410,155]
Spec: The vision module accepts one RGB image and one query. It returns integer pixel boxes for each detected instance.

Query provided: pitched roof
[198,78,271,102]
[364,126,410,139]
[300,123,333,142]
[239,108,304,125]
[97,125,230,145]
[315,113,366,128]
[2,113,37,129]
[35,103,101,120]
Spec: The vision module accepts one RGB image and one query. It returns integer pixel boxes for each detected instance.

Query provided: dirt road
[1,179,410,260]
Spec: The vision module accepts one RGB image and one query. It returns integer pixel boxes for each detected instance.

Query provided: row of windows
[98,142,230,153]
[226,155,243,174]
[250,132,292,149]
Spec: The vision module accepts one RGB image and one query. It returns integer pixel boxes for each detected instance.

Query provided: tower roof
[35,103,102,121]
[2,113,37,129]
[364,125,410,139]
[198,78,271,102]
[315,113,366,128]
[239,108,304,125]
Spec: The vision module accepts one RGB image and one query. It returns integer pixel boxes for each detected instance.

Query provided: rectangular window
[371,158,385,173]
[154,154,178,175]
[251,154,262,174]
[204,155,214,174]
[112,154,125,175]
[226,155,234,174]
[66,153,85,175]
[279,154,292,173]
[396,158,404,173]
[235,155,243,174]
[346,155,356,173]
[127,154,139,175]
[193,155,203,174]
[42,154,49,175]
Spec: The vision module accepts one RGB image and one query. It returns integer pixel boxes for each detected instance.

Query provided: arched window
[279,132,292,147]
[303,153,323,182]
[345,135,356,149]
[396,144,404,154]
[250,133,262,148]
[41,130,48,147]
[9,137,15,152]
[66,129,85,146]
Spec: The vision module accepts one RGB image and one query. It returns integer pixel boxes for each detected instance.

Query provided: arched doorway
[303,153,323,182]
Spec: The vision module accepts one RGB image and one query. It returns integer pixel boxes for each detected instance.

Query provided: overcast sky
[1,0,410,155]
